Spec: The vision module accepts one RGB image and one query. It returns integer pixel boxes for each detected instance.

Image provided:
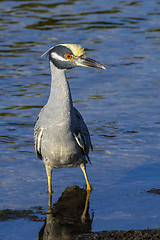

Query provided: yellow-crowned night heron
[34,44,105,201]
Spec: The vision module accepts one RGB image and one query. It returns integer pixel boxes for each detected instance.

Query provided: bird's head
[42,44,106,70]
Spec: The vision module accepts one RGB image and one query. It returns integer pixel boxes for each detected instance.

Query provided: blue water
[0,0,160,239]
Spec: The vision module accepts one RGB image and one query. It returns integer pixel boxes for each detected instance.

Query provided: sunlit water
[0,0,160,239]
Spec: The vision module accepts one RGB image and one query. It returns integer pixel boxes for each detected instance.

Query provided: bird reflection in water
[38,186,93,240]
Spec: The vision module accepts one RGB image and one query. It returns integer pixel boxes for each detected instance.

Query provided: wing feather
[73,107,92,164]
[34,121,43,160]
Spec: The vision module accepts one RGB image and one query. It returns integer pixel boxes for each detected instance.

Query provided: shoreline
[75,228,160,239]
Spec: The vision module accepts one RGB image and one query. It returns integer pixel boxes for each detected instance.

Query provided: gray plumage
[34,44,105,198]
[34,63,92,168]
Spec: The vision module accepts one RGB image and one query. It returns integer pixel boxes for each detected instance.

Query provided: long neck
[47,61,73,120]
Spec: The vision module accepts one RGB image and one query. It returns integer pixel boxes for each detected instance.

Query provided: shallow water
[0,0,160,239]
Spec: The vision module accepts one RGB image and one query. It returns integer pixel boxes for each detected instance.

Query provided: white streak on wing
[73,133,84,150]
[37,128,43,153]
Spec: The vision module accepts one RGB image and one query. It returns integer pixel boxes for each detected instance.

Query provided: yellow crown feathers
[62,44,84,57]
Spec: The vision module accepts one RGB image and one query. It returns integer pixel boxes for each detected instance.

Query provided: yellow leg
[48,175,52,207]
[45,166,53,207]
[48,175,52,195]
[80,163,91,191]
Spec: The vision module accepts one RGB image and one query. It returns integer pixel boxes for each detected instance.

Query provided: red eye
[65,54,72,59]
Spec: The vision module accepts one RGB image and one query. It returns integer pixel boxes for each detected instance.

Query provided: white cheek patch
[51,52,68,62]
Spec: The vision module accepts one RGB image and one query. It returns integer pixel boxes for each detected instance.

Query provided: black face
[48,45,76,69]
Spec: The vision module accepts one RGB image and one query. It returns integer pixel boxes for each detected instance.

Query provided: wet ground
[0,0,160,239]
[75,229,160,240]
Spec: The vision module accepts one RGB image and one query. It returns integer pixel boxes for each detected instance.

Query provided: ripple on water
[0,0,160,239]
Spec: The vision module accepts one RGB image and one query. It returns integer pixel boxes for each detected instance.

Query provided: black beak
[75,56,106,70]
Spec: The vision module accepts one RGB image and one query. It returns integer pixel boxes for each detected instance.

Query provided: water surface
[0,0,160,239]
